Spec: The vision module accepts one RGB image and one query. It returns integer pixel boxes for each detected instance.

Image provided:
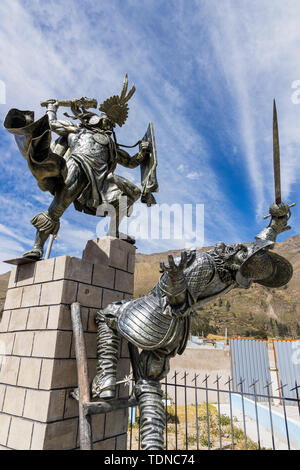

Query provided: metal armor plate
[117,291,175,350]
[93,133,110,145]
[183,252,216,301]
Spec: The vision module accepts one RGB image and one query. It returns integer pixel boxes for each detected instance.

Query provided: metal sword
[273,99,281,205]
[263,100,295,219]
[40,97,98,109]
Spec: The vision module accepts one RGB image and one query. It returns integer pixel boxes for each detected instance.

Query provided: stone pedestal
[0,237,135,450]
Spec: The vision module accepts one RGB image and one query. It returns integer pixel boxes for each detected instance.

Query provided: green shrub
[199,433,213,448]
[219,414,231,426]
[232,426,244,440]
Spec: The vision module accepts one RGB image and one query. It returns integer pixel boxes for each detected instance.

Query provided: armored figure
[92,205,293,450]
[4,76,158,260]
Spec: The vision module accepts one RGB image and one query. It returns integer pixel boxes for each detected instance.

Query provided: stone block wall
[0,237,135,450]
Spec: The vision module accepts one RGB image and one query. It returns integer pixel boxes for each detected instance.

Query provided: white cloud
[32,193,53,205]
[0,0,298,263]
[56,219,96,254]
[0,0,244,256]
[186,171,202,180]
[0,234,26,273]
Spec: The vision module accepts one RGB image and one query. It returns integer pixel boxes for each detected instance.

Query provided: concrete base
[0,237,135,450]
[230,394,300,450]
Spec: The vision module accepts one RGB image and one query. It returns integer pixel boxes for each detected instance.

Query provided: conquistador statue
[92,204,293,450]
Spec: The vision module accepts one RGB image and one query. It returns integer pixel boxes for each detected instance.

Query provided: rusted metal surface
[71,302,93,450]
[71,302,138,450]
[84,396,137,415]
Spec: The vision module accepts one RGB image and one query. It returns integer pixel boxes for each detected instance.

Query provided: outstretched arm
[46,101,79,136]
[256,201,292,244]
[117,141,150,168]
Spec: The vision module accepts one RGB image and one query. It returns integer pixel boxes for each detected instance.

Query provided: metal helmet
[236,239,293,288]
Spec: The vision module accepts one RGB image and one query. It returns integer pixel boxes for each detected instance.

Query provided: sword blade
[273,99,281,204]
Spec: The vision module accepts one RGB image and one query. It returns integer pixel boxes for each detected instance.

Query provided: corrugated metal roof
[273,340,300,404]
[230,338,271,401]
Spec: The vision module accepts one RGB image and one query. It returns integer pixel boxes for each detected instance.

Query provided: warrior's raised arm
[44,100,79,136]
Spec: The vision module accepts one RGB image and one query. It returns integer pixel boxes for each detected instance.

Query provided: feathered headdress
[99,74,136,127]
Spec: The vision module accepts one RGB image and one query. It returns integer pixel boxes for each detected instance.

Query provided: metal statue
[4,75,158,261]
[91,100,294,450]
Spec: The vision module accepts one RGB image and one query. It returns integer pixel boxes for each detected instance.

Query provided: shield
[140,122,158,206]
[236,239,293,288]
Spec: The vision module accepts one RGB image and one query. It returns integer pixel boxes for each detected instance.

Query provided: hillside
[134,235,300,339]
[0,235,299,338]
[0,272,9,315]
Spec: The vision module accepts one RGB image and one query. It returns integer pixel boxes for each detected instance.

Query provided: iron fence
[127,372,300,450]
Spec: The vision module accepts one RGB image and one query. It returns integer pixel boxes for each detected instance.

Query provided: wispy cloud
[186,172,202,181]
[202,0,300,220]
[0,0,299,270]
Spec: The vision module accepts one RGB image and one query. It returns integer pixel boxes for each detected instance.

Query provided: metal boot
[134,379,165,450]
[92,317,120,399]
[23,211,60,259]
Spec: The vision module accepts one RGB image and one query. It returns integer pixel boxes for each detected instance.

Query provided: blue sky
[0,0,299,273]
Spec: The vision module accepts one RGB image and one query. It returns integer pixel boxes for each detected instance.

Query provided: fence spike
[224,376,233,387]
[171,370,178,381]
[192,373,200,383]
[182,371,189,381]
[275,382,287,392]
[290,381,300,392]
[237,378,245,388]
[264,381,273,390]
[202,374,210,384]
[250,379,259,388]
[213,375,222,385]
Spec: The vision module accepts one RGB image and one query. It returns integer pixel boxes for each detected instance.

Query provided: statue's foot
[92,373,116,400]
[106,231,136,245]
[118,232,136,245]
[23,247,43,260]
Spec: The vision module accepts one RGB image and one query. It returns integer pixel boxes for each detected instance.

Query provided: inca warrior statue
[4,75,158,261]
[91,101,295,450]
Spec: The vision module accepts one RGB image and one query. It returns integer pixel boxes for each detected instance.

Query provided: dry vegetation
[0,272,9,317]
[127,403,260,450]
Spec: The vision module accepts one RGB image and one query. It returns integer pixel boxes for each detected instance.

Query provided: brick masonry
[0,237,135,450]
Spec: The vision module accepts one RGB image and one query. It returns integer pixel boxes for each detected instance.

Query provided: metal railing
[127,372,300,450]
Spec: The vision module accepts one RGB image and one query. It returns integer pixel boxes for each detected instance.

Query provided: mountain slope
[134,235,300,338]
[1,235,299,338]
[0,271,10,315]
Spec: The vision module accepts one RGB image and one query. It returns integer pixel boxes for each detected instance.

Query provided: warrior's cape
[4,109,67,195]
